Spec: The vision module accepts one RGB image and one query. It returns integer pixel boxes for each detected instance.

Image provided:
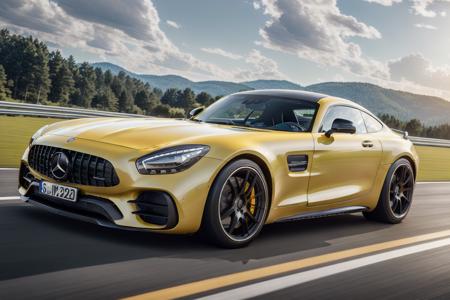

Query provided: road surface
[1,168,450,299]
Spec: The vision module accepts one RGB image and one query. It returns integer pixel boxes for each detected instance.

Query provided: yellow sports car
[18,90,418,247]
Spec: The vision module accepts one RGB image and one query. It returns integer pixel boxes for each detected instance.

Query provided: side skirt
[276,206,368,223]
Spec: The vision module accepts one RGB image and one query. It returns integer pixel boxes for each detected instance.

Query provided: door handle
[362,140,374,148]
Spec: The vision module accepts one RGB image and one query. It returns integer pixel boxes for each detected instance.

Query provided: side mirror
[188,106,204,119]
[325,118,356,137]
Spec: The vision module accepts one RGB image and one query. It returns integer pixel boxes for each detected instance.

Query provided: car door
[307,105,383,206]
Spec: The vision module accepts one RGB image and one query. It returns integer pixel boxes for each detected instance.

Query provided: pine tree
[104,70,113,86]
[135,90,149,111]
[42,52,75,105]
[153,87,163,98]
[0,64,11,100]
[161,88,179,107]
[67,55,78,75]
[175,88,196,112]
[195,91,213,106]
[110,76,123,98]
[55,64,75,104]
[118,90,133,113]
[405,119,422,136]
[28,39,51,103]
[72,62,96,107]
[94,67,104,90]
[93,87,118,111]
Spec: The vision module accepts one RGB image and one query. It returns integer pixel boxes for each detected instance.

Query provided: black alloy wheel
[363,158,415,224]
[202,159,269,248]
[218,166,267,241]
[389,164,414,218]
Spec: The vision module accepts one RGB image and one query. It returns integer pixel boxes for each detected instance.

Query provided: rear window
[362,112,383,133]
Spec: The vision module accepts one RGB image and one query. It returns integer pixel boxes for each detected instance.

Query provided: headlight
[136,145,210,175]
[29,125,49,145]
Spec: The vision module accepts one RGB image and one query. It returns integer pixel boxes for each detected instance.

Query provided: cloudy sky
[1,0,450,98]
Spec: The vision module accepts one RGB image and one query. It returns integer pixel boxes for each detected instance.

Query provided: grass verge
[0,116,64,167]
[416,146,450,181]
[0,116,449,181]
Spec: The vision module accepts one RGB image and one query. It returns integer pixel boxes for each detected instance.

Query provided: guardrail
[0,101,147,119]
[2,100,450,148]
[408,136,450,148]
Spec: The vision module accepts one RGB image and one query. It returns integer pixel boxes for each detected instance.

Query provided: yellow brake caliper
[245,182,256,215]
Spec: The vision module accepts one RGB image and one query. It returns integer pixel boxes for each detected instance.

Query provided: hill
[305,82,450,125]
[243,80,303,90]
[93,62,450,125]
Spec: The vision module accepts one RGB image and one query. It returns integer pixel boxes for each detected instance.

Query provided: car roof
[234,89,329,103]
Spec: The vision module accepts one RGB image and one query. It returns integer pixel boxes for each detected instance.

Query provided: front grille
[28,144,119,187]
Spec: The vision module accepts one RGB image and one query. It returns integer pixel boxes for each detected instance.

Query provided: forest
[1,28,450,139]
[0,29,218,118]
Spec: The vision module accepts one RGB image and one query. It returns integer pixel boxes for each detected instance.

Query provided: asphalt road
[1,168,450,299]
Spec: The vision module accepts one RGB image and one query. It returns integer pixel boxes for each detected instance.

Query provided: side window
[321,106,367,134]
[362,112,383,133]
[293,108,316,131]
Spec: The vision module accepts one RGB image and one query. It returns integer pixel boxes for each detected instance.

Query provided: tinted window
[362,112,383,133]
[194,94,318,132]
[321,106,366,134]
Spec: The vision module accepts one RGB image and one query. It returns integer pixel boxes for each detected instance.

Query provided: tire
[363,158,415,223]
[202,159,269,248]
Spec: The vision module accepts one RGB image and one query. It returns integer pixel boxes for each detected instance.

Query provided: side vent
[287,155,308,172]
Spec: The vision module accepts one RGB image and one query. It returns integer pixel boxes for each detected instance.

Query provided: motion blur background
[2,1,450,299]
[2,0,450,179]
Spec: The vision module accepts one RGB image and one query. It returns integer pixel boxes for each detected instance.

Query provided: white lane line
[0,196,21,201]
[417,181,450,184]
[0,168,18,170]
[199,237,450,300]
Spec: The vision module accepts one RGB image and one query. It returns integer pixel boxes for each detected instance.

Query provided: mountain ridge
[93,62,450,125]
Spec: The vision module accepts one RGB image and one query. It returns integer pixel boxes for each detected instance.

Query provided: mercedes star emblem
[50,152,70,180]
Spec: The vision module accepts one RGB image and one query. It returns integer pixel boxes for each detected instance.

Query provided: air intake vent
[28,145,119,187]
[19,162,34,190]
[129,191,178,228]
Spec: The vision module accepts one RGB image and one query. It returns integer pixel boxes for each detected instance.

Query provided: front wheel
[202,159,269,248]
[364,158,415,223]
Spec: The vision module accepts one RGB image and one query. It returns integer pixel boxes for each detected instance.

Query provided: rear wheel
[364,158,415,223]
[202,159,269,248]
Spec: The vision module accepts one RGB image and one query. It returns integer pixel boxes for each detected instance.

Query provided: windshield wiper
[189,118,203,123]
[205,120,236,125]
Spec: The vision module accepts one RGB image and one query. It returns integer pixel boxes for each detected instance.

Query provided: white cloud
[364,0,402,6]
[235,49,286,80]
[253,0,388,79]
[0,0,294,83]
[411,0,450,17]
[166,20,181,29]
[389,53,450,93]
[0,0,237,80]
[200,48,243,60]
[415,23,438,29]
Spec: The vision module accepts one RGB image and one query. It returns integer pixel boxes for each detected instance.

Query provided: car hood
[43,117,255,150]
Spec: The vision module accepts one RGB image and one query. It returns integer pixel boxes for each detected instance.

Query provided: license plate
[39,181,78,202]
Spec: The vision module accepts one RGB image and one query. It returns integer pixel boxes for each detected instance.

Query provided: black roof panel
[235,89,329,102]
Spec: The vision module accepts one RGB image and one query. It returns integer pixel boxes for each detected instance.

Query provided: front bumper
[19,136,224,234]
[20,180,153,232]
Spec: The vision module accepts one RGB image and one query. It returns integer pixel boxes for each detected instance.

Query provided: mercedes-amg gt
[18,90,418,247]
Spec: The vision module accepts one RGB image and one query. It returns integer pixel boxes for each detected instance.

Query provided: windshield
[193,94,318,132]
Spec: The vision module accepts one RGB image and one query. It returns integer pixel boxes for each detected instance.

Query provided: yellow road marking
[124,229,450,300]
